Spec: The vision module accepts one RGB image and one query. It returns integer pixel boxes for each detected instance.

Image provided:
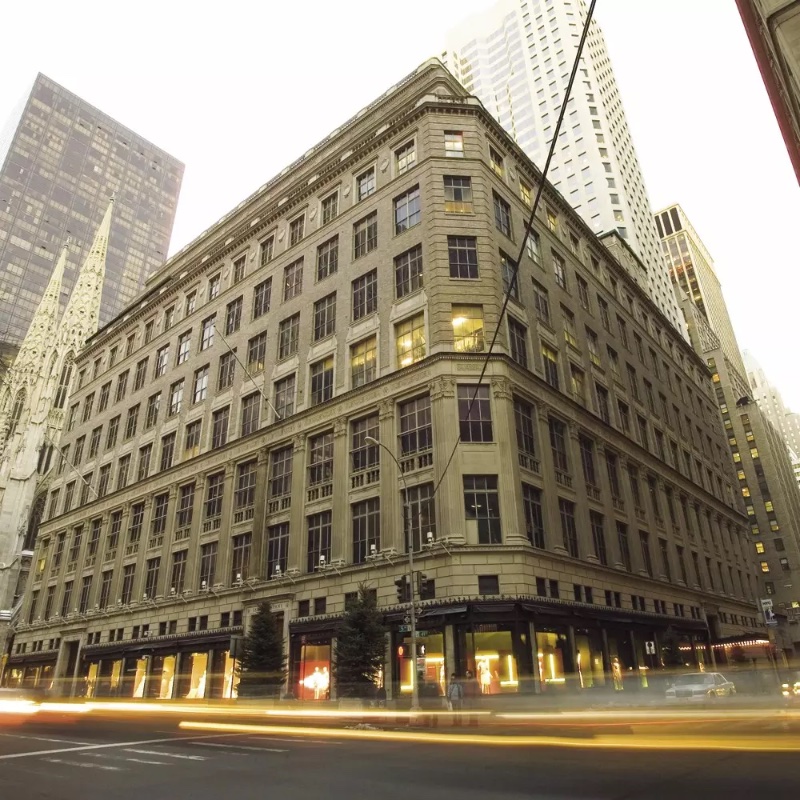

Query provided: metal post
[366,436,420,712]
[701,606,717,670]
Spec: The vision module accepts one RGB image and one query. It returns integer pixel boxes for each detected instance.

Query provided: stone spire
[11,240,70,380]
[57,197,114,353]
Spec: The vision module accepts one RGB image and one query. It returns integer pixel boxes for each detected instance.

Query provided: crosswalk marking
[190,741,287,753]
[124,748,206,761]
[0,733,90,746]
[43,758,122,771]
[245,736,340,745]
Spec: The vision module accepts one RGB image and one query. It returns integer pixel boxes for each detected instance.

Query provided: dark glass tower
[0,73,184,360]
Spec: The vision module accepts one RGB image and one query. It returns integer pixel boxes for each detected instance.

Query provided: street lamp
[365,435,421,712]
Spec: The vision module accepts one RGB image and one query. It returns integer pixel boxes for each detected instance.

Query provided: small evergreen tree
[660,626,686,669]
[238,601,286,698]
[334,584,387,698]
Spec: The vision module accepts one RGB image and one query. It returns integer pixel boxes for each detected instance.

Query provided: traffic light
[395,576,408,603]
[417,572,429,596]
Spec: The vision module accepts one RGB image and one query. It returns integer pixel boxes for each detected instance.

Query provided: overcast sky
[2,1,799,408]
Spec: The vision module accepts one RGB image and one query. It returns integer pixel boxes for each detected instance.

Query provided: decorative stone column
[287,434,307,574]
[331,418,349,563]
[566,427,594,560]
[430,377,461,544]
[377,399,400,553]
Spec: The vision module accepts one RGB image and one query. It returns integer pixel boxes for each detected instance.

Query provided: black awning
[420,605,468,618]
[473,603,516,614]
[5,653,58,667]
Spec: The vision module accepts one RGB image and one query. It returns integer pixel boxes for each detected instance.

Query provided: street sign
[398,624,410,633]
[760,598,778,626]
[645,641,656,655]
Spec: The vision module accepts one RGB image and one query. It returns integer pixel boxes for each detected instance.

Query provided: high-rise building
[0,201,114,660]
[736,1,800,184]
[442,0,685,337]
[0,73,184,358]
[658,205,800,647]
[2,61,764,699]
[743,349,800,487]
[655,205,747,380]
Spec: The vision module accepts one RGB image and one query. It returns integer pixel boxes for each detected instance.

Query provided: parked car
[781,671,800,701]
[665,672,736,702]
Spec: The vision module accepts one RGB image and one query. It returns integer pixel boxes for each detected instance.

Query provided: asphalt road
[0,712,798,800]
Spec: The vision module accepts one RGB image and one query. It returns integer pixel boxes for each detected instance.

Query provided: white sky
[2,0,799,408]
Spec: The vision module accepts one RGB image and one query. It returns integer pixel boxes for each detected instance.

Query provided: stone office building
[3,60,763,700]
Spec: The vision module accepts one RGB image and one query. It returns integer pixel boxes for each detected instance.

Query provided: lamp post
[365,435,421,712]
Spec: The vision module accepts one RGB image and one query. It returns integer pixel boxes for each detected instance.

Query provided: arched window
[23,494,46,552]
[54,353,75,409]
[8,389,26,437]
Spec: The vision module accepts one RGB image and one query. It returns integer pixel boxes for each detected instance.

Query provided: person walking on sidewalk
[463,669,481,726]
[447,673,463,724]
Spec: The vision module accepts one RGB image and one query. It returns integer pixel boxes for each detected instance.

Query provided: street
[0,708,798,799]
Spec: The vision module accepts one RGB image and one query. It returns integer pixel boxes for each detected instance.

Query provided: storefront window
[298,643,331,700]
[397,631,445,696]
[158,655,176,699]
[222,652,238,699]
[85,662,99,698]
[184,652,209,699]
[575,629,606,689]
[537,631,568,690]
[467,628,518,694]
[132,657,147,698]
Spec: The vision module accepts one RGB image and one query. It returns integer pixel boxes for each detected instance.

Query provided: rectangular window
[73,436,85,466]
[310,357,334,406]
[278,314,300,360]
[193,365,209,403]
[176,331,191,365]
[211,407,230,448]
[579,434,597,486]
[231,533,252,583]
[354,212,378,258]
[316,236,339,281]
[452,304,484,352]
[519,179,532,206]
[399,395,432,456]
[514,396,537,463]
[549,417,569,472]
[154,346,169,378]
[522,483,545,548]
[116,454,130,490]
[233,254,246,284]
[283,258,304,301]
[170,550,188,594]
[403,483,436,550]
[640,531,653,577]
[267,523,289,578]
[463,475,501,544]
[225,296,243,335]
[151,493,169,536]
[176,482,195,530]
[444,176,472,213]
[448,235,478,279]
[395,140,416,173]
[617,521,632,571]
[199,543,217,589]
[598,297,610,330]
[98,382,111,412]
[595,383,611,425]
[562,306,578,348]
[312,293,337,342]
[273,374,295,420]
[128,502,145,543]
[559,498,579,557]
[289,215,305,246]
[145,392,160,429]
[234,462,258,514]
[508,317,529,368]
[200,316,215,351]
[259,235,274,267]
[218,352,235,390]
[526,231,541,263]
[493,192,512,237]
[160,432,176,471]
[395,186,420,233]
[321,192,339,225]
[137,444,152,481]
[501,251,519,300]
[532,280,550,323]
[352,270,377,320]
[307,511,332,572]
[240,393,260,436]
[247,331,268,373]
[590,511,607,565]
[586,328,601,366]
[351,414,379,474]
[458,385,493,442]
[553,252,567,289]
[115,370,129,402]
[356,167,376,200]
[208,274,220,301]
[133,359,147,392]
[269,445,293,500]
[541,344,559,389]
[185,420,201,458]
[82,393,95,423]
[120,566,134,605]
[352,497,381,564]
[351,336,377,388]
[144,557,160,600]
[395,313,426,367]
[489,146,504,177]
[395,244,423,298]
[205,472,225,520]
[185,291,197,316]
[444,131,464,157]
[253,277,272,319]
[659,538,672,582]
[89,426,102,458]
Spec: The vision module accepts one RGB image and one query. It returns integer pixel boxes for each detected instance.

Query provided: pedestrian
[463,669,481,726]
[447,673,463,724]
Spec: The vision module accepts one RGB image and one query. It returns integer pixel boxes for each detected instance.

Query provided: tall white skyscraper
[442,0,685,336]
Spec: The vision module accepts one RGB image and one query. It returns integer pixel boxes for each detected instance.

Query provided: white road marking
[124,748,206,761]
[0,733,91,745]
[245,736,340,745]
[0,732,239,761]
[43,758,122,771]
[190,741,287,753]
[86,753,169,766]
